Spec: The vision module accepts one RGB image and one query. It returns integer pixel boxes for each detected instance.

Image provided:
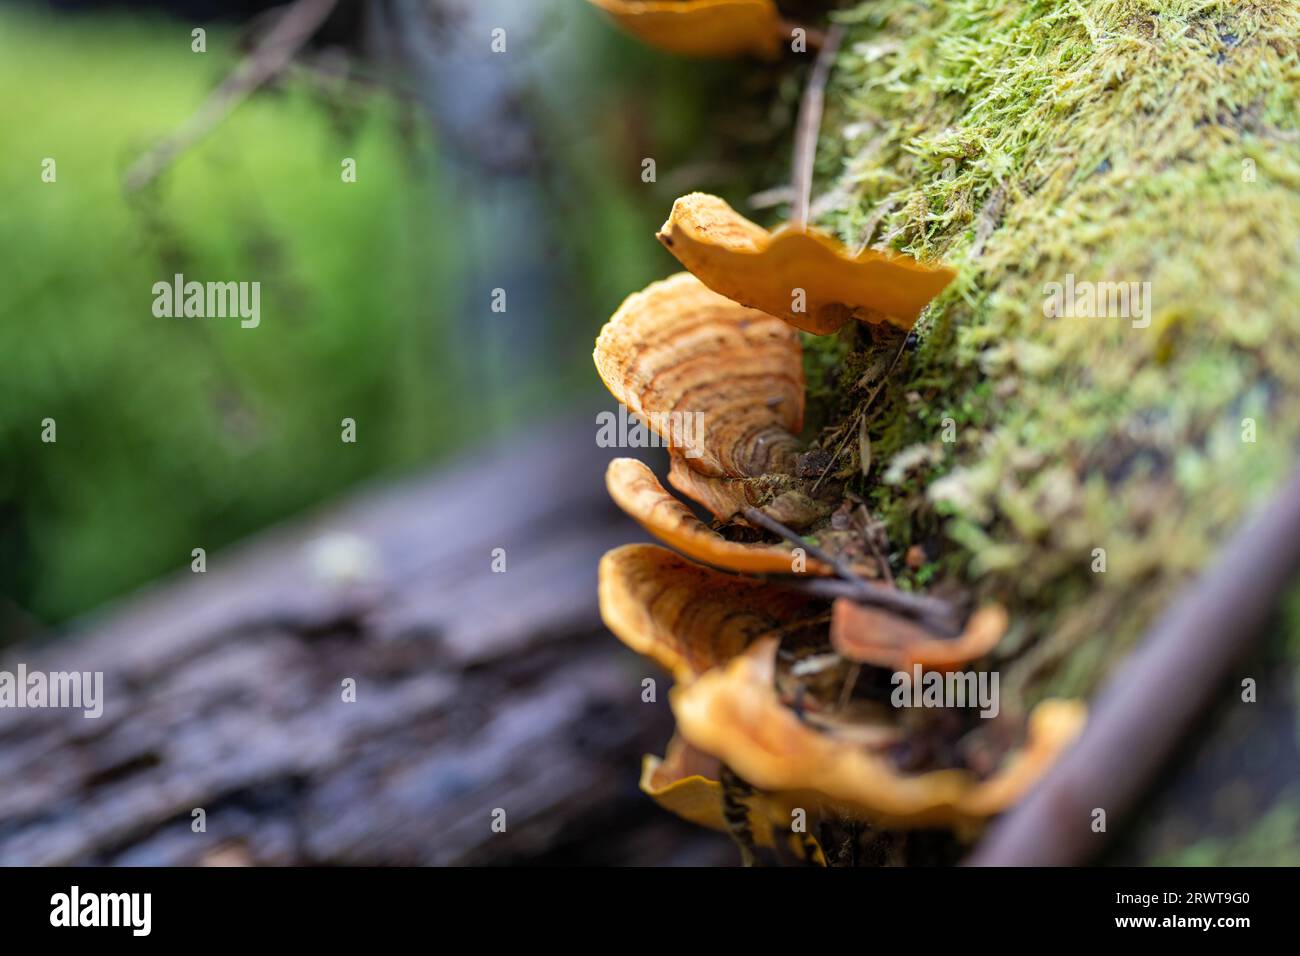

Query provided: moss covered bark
[804,0,1300,710]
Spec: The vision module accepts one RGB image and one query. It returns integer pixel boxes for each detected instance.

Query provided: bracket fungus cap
[671,638,1087,828]
[664,450,829,530]
[830,599,1009,671]
[607,457,833,574]
[598,543,825,683]
[585,0,783,59]
[594,271,806,479]
[641,736,827,863]
[657,193,957,334]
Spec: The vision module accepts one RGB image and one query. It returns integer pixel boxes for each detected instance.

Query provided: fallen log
[0,412,732,866]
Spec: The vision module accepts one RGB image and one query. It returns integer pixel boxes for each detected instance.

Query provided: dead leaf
[858,413,872,477]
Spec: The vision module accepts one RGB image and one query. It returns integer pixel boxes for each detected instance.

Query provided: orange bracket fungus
[606,458,834,575]
[597,542,1087,840]
[594,271,827,528]
[594,272,804,479]
[591,137,1080,861]
[640,734,825,863]
[831,599,1009,672]
[672,638,1087,829]
[657,192,957,334]
[598,543,824,683]
[584,0,783,60]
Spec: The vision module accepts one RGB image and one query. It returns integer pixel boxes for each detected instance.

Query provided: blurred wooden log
[0,411,733,866]
[968,465,1300,866]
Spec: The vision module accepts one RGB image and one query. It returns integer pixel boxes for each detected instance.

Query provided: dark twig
[745,507,961,634]
[744,506,859,583]
[790,23,845,228]
[853,197,898,255]
[124,0,339,191]
[770,576,961,635]
[967,462,1300,866]
[847,494,894,586]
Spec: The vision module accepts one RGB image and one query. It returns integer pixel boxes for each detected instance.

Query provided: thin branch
[745,507,961,633]
[124,0,340,192]
[744,506,860,584]
[836,662,862,711]
[790,23,845,228]
[771,576,962,635]
[849,496,894,586]
[852,197,897,255]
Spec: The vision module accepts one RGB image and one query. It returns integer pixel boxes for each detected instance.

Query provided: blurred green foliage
[0,2,780,635]
[0,10,472,630]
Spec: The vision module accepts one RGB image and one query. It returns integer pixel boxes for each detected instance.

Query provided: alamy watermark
[1042,273,1151,328]
[152,273,260,328]
[0,664,103,718]
[597,404,706,459]
[891,665,999,719]
[50,886,150,936]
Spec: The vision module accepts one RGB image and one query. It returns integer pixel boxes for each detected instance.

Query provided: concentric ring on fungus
[594,271,805,479]
[598,543,826,683]
[594,271,827,529]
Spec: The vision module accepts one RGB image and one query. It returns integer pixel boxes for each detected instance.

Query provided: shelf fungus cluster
[594,194,1086,865]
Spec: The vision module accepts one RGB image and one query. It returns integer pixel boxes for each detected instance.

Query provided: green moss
[806,0,1300,701]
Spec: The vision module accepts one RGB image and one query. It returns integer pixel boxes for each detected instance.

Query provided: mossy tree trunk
[802,0,1300,859]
